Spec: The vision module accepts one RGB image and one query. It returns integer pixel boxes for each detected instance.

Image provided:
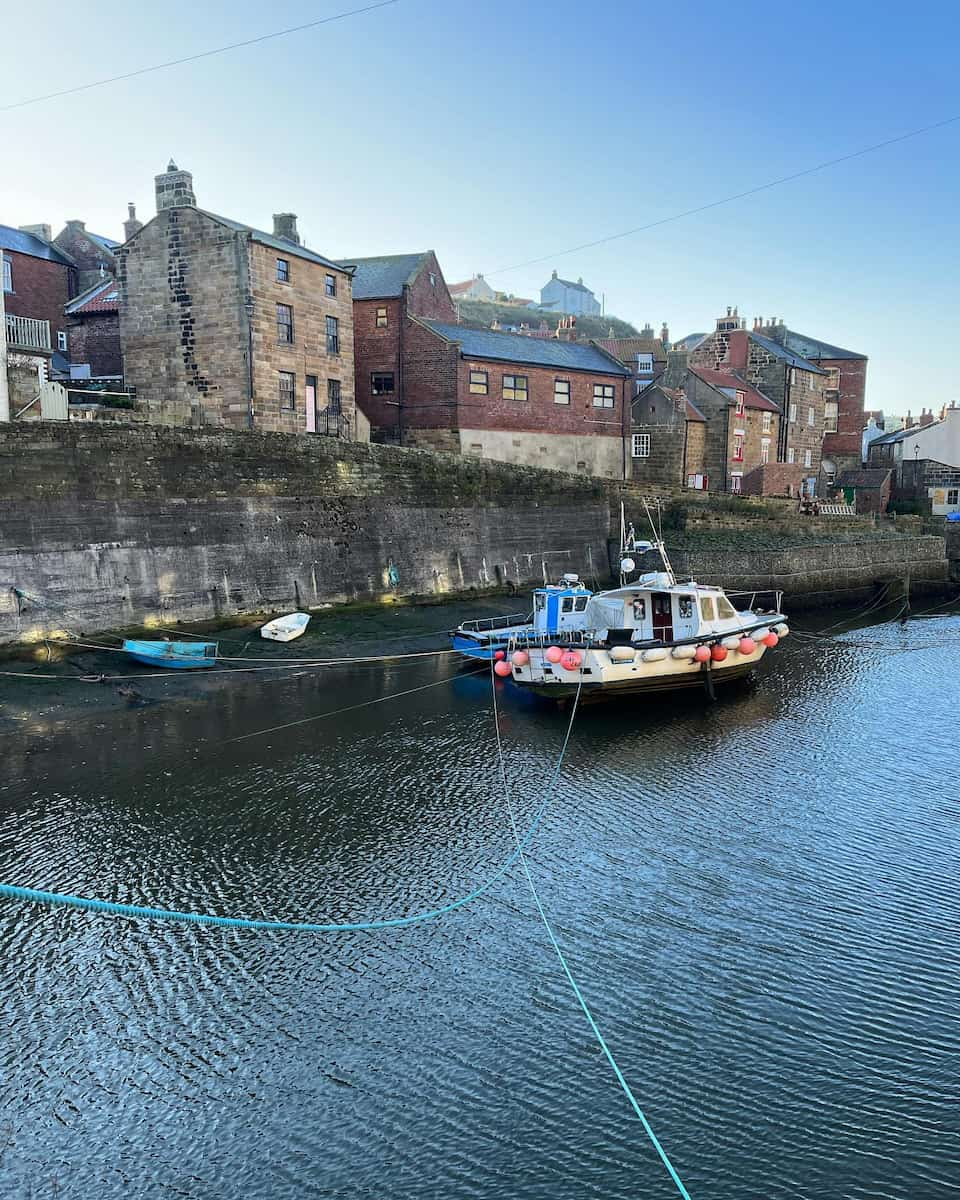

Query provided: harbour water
[1,603,958,1199]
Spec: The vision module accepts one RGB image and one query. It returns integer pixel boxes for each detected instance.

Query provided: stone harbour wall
[0,423,949,644]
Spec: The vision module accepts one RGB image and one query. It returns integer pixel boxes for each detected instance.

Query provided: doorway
[651,593,674,642]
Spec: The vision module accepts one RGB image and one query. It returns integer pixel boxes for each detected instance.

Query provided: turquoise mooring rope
[489,666,693,1199]
[0,692,581,934]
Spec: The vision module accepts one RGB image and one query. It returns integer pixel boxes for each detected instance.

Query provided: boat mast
[642,497,677,585]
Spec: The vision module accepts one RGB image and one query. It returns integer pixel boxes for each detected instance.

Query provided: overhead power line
[0,0,400,112]
[488,114,960,276]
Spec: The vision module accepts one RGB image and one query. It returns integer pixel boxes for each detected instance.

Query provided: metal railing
[313,407,351,438]
[5,313,51,350]
[457,612,531,633]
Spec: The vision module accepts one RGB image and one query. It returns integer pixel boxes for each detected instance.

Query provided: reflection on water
[1,610,959,1199]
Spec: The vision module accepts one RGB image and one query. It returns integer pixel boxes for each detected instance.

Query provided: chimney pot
[272,213,300,245]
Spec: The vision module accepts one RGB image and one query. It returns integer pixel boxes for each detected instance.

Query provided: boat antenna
[641,496,677,585]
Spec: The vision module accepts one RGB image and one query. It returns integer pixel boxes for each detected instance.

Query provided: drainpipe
[621,374,628,479]
[397,286,406,446]
[0,255,9,422]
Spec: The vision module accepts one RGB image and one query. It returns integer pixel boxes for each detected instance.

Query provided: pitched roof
[870,420,943,446]
[691,366,780,413]
[65,278,119,315]
[596,337,667,365]
[673,332,707,352]
[199,210,348,273]
[449,280,475,295]
[0,224,74,267]
[837,468,891,489]
[421,321,629,375]
[784,329,866,362]
[338,252,431,298]
[749,331,827,374]
[547,276,595,294]
[88,232,120,253]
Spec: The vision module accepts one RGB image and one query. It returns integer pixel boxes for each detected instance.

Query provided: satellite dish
[620,557,636,574]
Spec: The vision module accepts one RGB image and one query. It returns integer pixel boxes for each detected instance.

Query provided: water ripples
[1,614,959,1197]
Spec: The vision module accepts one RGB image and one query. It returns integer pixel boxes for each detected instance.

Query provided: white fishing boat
[501,506,789,701]
[260,612,310,642]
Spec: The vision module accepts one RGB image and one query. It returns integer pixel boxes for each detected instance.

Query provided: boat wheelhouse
[451,575,591,661]
[504,514,789,699]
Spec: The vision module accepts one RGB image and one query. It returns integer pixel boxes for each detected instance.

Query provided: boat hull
[452,633,512,661]
[521,659,758,701]
[122,639,218,669]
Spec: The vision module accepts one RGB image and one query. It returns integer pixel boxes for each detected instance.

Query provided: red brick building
[2,224,76,353]
[400,319,631,476]
[339,251,456,439]
[64,278,122,382]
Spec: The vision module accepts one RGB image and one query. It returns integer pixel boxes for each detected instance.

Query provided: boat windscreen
[585,596,627,629]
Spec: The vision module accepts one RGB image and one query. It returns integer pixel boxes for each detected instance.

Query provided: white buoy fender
[774,623,790,637]
[642,648,668,663]
[722,636,742,651]
[754,627,770,641]
[672,645,698,660]
[608,646,636,663]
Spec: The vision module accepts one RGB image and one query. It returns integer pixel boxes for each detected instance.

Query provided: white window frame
[762,412,772,433]
[808,406,815,426]
[636,353,654,373]
[735,391,745,417]
[824,400,839,433]
[56,330,68,352]
[2,256,11,293]
[804,449,812,468]
[787,447,795,464]
[733,433,744,462]
[789,402,797,423]
[761,439,770,464]
[632,433,650,458]
[730,473,742,494]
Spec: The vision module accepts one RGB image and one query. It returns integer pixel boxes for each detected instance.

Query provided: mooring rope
[0,671,579,934]
[487,663,693,1199]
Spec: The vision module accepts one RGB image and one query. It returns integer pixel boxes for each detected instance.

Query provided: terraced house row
[2,161,868,494]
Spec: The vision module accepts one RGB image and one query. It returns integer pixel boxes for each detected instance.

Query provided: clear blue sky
[4,0,958,415]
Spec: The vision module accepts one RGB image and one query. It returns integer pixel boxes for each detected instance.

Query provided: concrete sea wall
[0,424,949,645]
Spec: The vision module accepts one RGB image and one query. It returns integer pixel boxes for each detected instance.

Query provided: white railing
[5,313,51,350]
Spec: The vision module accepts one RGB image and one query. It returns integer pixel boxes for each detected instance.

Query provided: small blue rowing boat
[122,639,218,669]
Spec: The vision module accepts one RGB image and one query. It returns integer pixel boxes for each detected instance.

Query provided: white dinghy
[260,612,311,642]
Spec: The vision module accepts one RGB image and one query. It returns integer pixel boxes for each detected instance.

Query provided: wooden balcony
[5,314,51,351]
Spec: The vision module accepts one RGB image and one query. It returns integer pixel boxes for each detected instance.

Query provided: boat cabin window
[574,595,588,612]
[717,595,737,619]
[535,594,546,612]
[561,597,574,613]
[631,596,646,621]
[700,596,715,621]
[678,596,694,620]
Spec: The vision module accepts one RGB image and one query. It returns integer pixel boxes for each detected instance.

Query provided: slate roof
[65,278,119,315]
[0,224,74,267]
[548,276,594,294]
[597,337,667,365]
[338,252,430,298]
[88,232,120,253]
[691,366,781,413]
[837,468,891,489]
[199,211,348,273]
[869,421,943,446]
[421,321,629,375]
[637,382,706,423]
[749,331,827,374]
[783,329,865,361]
[673,332,707,352]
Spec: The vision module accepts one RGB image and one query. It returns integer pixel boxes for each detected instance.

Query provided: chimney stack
[155,159,196,212]
[660,322,670,345]
[663,348,689,388]
[272,213,300,245]
[18,223,52,242]
[124,202,143,242]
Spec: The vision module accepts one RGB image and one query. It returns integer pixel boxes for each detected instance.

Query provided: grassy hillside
[456,299,638,340]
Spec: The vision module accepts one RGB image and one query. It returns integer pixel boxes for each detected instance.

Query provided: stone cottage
[117,161,357,435]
